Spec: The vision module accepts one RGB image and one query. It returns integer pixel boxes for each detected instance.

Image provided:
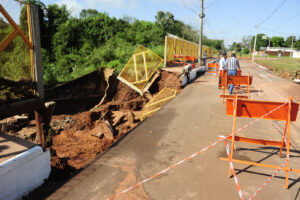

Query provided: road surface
[46,59,300,200]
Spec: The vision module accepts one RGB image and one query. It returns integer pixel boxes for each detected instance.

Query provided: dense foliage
[1,2,223,88]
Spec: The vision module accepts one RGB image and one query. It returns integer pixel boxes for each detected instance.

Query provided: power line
[180,0,198,15]
[205,0,217,9]
[276,11,300,28]
[260,27,300,36]
[258,0,287,26]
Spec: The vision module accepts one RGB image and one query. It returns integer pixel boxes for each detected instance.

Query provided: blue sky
[41,0,300,46]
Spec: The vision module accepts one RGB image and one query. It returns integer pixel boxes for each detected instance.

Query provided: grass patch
[254,57,300,79]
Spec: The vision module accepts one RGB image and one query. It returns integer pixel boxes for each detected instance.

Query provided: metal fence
[118,45,163,94]
[164,34,216,67]
[0,0,33,81]
[0,0,42,105]
[140,87,177,121]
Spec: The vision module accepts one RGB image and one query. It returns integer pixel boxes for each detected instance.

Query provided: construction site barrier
[220,72,253,99]
[0,1,34,81]
[220,96,300,189]
[106,99,291,200]
[219,70,242,76]
[118,45,163,94]
[164,34,217,67]
[140,87,177,121]
[206,62,219,74]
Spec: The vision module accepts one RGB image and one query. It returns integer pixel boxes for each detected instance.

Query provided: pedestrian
[226,53,241,94]
[203,50,207,66]
[218,52,227,88]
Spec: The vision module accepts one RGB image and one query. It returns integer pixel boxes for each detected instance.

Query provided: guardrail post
[30,4,44,99]
[30,5,45,149]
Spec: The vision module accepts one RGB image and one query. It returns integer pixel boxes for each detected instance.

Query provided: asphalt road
[47,59,300,200]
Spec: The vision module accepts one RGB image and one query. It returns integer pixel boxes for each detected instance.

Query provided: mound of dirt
[158,70,181,90]
[149,70,181,94]
[113,81,140,102]
[23,70,182,200]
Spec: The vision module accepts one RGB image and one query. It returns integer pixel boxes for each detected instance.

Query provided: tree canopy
[1,3,223,88]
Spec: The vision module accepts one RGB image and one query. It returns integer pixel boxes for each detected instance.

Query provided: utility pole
[198,0,205,65]
[290,35,294,59]
[252,24,258,61]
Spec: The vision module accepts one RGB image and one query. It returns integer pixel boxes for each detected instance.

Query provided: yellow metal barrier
[140,88,177,121]
[164,35,214,67]
[118,45,163,94]
[0,0,33,81]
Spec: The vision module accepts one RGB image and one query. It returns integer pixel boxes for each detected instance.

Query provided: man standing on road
[203,50,207,66]
[226,53,241,94]
[218,52,227,88]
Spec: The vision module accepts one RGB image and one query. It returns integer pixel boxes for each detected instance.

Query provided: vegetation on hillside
[0,1,223,88]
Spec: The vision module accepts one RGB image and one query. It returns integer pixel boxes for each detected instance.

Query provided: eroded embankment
[26,71,178,195]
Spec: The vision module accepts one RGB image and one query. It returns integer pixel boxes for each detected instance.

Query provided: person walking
[203,50,207,66]
[218,52,227,88]
[226,53,241,94]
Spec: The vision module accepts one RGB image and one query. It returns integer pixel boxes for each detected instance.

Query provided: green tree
[271,36,284,47]
[241,35,252,49]
[155,11,183,37]
[295,37,300,49]
[251,34,268,51]
[284,36,296,47]
[229,42,242,52]
[79,9,98,19]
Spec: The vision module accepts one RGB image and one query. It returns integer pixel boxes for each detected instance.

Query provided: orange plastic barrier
[207,62,219,74]
[220,94,248,99]
[226,99,299,121]
[221,96,300,188]
[220,72,253,99]
[219,70,242,77]
[173,55,197,64]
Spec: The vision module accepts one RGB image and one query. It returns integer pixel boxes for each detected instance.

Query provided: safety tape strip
[248,159,288,200]
[106,102,288,200]
[221,136,244,200]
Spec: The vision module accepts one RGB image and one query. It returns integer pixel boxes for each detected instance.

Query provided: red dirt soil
[157,70,182,91]
[23,71,181,200]
[50,81,146,170]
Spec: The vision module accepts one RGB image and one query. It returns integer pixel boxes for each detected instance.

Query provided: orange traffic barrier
[207,62,219,74]
[220,72,253,100]
[219,94,248,99]
[220,96,300,189]
[219,70,242,77]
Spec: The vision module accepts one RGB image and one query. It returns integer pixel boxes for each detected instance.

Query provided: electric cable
[258,0,287,26]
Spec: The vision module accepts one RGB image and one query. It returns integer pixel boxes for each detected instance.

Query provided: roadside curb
[250,61,269,71]
[251,61,300,84]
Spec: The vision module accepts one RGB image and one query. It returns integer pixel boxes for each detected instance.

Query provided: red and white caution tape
[106,136,227,200]
[248,159,288,200]
[221,136,244,200]
[106,102,288,200]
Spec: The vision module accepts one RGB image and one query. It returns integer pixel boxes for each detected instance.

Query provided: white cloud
[56,0,83,17]
[84,0,139,9]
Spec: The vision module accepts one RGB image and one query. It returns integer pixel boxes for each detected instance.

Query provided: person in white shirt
[218,53,227,88]
[219,52,227,72]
